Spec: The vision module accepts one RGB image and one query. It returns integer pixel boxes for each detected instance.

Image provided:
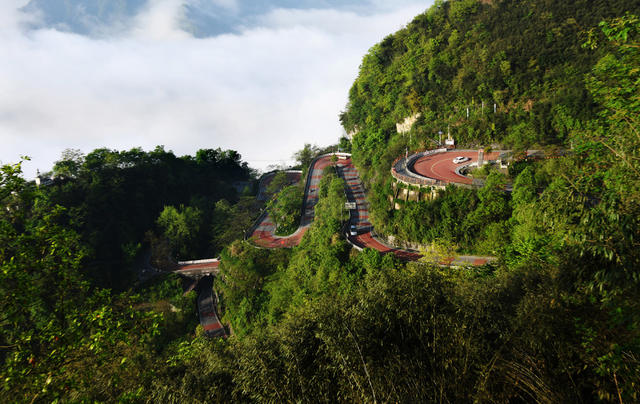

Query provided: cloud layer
[0,0,429,178]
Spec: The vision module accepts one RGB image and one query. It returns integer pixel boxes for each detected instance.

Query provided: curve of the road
[177,151,499,274]
[249,154,348,248]
[411,150,502,185]
[175,152,496,338]
[245,153,495,266]
[178,148,548,278]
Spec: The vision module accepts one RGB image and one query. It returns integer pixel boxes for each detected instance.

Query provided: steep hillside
[340,0,640,253]
[341,0,639,176]
[2,2,640,402]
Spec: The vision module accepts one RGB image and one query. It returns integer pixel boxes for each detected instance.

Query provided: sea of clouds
[0,0,430,177]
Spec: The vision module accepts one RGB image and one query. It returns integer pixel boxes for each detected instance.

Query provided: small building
[35,170,54,187]
[445,137,455,148]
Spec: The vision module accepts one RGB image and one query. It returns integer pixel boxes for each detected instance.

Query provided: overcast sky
[1,0,430,178]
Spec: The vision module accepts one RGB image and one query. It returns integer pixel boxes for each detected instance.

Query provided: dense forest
[340,0,640,256]
[2,0,640,402]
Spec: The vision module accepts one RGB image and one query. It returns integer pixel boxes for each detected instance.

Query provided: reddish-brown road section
[179,261,220,271]
[177,259,220,276]
[350,232,421,260]
[197,276,226,338]
[348,233,490,265]
[250,154,348,248]
[341,157,493,266]
[251,225,308,248]
[412,150,501,185]
[180,152,494,275]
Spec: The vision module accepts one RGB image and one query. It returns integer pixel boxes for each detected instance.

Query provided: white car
[452,156,471,164]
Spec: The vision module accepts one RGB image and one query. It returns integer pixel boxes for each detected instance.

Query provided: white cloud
[132,0,190,39]
[0,1,430,178]
[0,0,34,37]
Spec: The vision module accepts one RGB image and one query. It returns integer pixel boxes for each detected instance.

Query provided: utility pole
[405,146,408,171]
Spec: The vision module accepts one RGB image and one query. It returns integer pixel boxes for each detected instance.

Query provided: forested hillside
[2,1,640,402]
[0,147,257,400]
[342,0,638,160]
[341,0,640,257]
[46,147,253,287]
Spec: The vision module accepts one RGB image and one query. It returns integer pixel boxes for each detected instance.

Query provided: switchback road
[176,152,496,338]
[248,153,495,266]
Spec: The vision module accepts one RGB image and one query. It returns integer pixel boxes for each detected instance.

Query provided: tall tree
[157,205,202,259]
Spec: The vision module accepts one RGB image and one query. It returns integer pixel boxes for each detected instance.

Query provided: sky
[1,0,431,178]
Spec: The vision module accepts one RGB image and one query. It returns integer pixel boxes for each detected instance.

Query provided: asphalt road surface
[411,150,501,185]
[182,152,496,277]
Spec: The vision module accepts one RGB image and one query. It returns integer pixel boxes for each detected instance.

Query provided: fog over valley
[0,0,429,178]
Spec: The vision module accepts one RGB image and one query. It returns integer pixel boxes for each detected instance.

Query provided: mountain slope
[341,0,640,175]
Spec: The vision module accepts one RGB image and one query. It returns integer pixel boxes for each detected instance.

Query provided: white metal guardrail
[391,148,449,186]
[178,258,219,265]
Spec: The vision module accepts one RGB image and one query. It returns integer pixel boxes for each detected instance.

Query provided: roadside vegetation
[1,1,639,402]
[341,0,640,256]
[265,171,304,236]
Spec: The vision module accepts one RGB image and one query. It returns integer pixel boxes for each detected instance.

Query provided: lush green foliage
[45,146,251,287]
[1,147,255,401]
[157,204,203,258]
[210,197,261,254]
[0,160,174,402]
[341,0,640,255]
[267,182,304,236]
[2,4,640,403]
[218,169,357,336]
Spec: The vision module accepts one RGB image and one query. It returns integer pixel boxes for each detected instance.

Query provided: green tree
[265,171,291,195]
[504,165,553,267]
[52,148,85,179]
[157,204,202,259]
[462,171,511,253]
[211,197,258,255]
[218,241,289,336]
[1,159,162,402]
[264,170,350,323]
[267,184,303,236]
[293,143,321,169]
[419,239,459,266]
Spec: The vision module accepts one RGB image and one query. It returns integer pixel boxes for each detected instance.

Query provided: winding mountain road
[177,152,497,272]
[412,150,501,185]
[246,153,495,266]
[248,154,347,247]
[176,151,496,337]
